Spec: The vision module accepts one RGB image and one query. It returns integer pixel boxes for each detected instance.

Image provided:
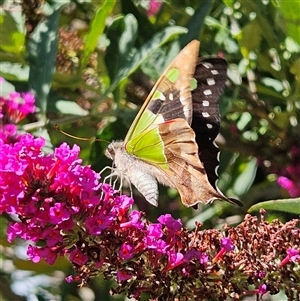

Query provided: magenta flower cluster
[0,77,36,143]
[0,133,209,280]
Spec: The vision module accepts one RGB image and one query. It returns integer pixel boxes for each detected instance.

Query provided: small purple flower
[184,249,209,265]
[0,91,36,124]
[279,248,299,267]
[120,210,144,229]
[69,249,89,266]
[147,223,163,239]
[85,212,115,235]
[164,251,184,271]
[27,245,41,263]
[49,203,71,224]
[157,213,182,232]
[277,176,299,197]
[144,223,167,252]
[243,283,268,297]
[119,243,135,260]
[65,275,73,283]
[212,237,235,263]
[258,284,267,295]
[147,0,162,16]
[221,237,235,251]
[117,270,132,282]
[42,228,63,247]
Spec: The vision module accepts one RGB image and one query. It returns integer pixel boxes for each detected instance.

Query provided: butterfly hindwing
[191,58,227,191]
[157,119,224,206]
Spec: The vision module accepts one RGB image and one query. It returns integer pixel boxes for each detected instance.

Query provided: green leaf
[240,20,262,52]
[178,0,212,46]
[27,9,61,116]
[162,0,212,71]
[248,198,300,214]
[232,157,257,195]
[105,14,138,81]
[290,58,300,84]
[277,0,300,44]
[222,0,234,7]
[55,100,88,116]
[0,62,29,81]
[80,0,116,70]
[0,11,25,57]
[0,77,16,96]
[95,25,187,109]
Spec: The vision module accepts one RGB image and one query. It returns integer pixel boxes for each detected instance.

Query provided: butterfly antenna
[54,123,110,144]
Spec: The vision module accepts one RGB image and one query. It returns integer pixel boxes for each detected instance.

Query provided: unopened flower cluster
[1,83,300,300]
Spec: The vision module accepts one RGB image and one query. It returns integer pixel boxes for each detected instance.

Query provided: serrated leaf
[248,198,300,214]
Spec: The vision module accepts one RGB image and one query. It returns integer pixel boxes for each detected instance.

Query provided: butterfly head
[105,141,124,160]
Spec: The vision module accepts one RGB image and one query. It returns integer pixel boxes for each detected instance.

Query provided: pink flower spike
[279,248,299,267]
[212,237,235,263]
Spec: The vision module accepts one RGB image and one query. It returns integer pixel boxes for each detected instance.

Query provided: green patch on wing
[166,68,180,83]
[190,77,197,91]
[125,109,168,168]
[153,90,165,100]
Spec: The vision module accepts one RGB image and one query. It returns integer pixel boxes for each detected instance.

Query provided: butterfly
[105,40,242,207]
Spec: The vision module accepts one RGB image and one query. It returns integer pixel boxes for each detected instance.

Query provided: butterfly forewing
[124,40,200,152]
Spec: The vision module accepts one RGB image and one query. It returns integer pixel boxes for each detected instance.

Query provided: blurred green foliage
[0,0,299,300]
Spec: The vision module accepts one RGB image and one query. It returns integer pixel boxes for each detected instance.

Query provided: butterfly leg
[99,166,133,198]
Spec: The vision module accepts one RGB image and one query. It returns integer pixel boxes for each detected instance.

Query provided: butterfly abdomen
[108,140,167,206]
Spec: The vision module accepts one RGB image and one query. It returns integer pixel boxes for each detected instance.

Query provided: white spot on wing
[160,94,166,101]
[207,78,216,86]
[180,95,192,120]
[204,89,212,96]
[169,93,174,101]
[202,100,209,106]
[215,165,219,175]
[202,112,210,118]
[203,62,213,69]
[211,69,219,75]
[206,123,213,129]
